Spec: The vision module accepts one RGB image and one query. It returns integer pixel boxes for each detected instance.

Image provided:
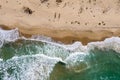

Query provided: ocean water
[0,29,120,80]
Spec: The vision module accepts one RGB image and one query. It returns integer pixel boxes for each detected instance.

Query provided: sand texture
[0,0,120,44]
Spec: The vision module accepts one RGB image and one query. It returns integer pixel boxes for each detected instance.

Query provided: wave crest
[0,28,19,47]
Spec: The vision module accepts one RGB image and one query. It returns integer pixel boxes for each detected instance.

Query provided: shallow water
[0,29,120,80]
[50,49,120,80]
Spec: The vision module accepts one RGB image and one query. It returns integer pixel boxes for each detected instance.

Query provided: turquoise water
[0,28,120,80]
[0,38,120,80]
[50,49,120,80]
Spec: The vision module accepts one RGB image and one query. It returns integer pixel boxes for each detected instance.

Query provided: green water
[0,39,44,60]
[50,49,120,80]
[0,39,120,80]
[0,39,70,60]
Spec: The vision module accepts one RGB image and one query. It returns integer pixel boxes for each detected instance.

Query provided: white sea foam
[65,52,89,72]
[1,28,120,80]
[32,36,120,53]
[0,54,64,80]
[31,35,54,42]
[0,28,120,53]
[28,36,86,53]
[0,28,19,47]
[30,35,120,53]
[0,58,3,61]
[63,42,87,52]
[87,37,120,53]
[0,28,19,41]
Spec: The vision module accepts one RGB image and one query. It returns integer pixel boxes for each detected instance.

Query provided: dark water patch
[0,39,70,60]
[1,28,120,80]
[0,39,44,60]
[50,49,120,80]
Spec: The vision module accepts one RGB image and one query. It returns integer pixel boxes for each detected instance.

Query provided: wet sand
[0,0,120,45]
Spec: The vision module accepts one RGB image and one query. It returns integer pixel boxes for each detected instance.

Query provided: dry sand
[0,0,120,45]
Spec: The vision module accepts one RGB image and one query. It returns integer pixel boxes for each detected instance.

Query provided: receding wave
[0,28,120,80]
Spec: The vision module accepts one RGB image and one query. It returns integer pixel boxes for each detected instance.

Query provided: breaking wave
[0,28,120,80]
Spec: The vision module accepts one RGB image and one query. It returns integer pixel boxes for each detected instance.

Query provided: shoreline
[0,25,119,45]
[1,0,120,45]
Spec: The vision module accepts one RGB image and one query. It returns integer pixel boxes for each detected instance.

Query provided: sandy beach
[0,0,120,44]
